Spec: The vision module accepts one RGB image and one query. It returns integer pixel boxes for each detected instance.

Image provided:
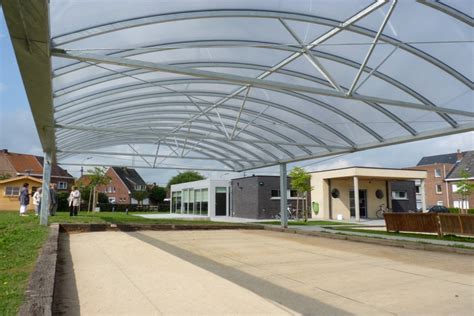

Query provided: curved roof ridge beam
[51,49,474,118]
[348,0,398,95]
[57,137,251,170]
[55,120,295,162]
[234,122,474,172]
[55,124,351,150]
[54,91,354,148]
[417,0,474,27]
[162,1,388,133]
[60,162,234,172]
[83,61,231,138]
[50,9,472,89]
[57,150,265,164]
[278,18,344,93]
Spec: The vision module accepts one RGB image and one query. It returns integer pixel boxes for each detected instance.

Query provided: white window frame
[436,184,442,194]
[436,201,444,206]
[391,191,408,200]
[5,186,20,196]
[57,181,68,190]
[434,168,441,177]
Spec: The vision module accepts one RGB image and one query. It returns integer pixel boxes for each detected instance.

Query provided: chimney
[456,149,463,162]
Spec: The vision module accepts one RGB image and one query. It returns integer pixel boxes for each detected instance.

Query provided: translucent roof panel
[3,0,473,172]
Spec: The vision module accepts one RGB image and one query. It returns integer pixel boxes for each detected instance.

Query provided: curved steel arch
[57,139,243,171]
[57,79,385,142]
[52,40,456,128]
[54,58,420,134]
[56,88,358,147]
[57,129,279,169]
[51,9,472,88]
[56,110,319,159]
[417,0,473,27]
[56,101,346,152]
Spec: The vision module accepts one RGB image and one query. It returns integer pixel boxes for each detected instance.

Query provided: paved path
[55,230,474,315]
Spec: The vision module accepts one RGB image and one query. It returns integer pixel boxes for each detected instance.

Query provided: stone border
[18,224,59,316]
[263,226,474,255]
[59,223,263,233]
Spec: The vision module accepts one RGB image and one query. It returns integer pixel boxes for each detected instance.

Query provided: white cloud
[0,108,42,155]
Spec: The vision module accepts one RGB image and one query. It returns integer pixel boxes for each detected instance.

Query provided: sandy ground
[53,230,474,315]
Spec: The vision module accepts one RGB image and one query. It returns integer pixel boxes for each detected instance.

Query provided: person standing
[49,183,58,216]
[69,186,81,216]
[19,183,30,216]
[33,188,42,216]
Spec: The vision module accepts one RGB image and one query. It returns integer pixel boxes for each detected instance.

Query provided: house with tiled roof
[91,166,148,205]
[0,149,75,191]
[409,150,473,209]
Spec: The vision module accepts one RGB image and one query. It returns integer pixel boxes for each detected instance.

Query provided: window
[436,184,442,194]
[290,190,298,197]
[106,186,115,193]
[201,189,208,215]
[57,182,67,190]
[392,191,407,200]
[271,189,280,197]
[452,184,459,192]
[434,168,441,177]
[5,186,20,196]
[415,185,420,194]
[437,201,444,206]
[135,185,145,191]
[454,200,470,209]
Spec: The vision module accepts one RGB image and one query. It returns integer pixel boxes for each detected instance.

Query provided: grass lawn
[0,212,49,315]
[258,220,351,226]
[331,227,474,244]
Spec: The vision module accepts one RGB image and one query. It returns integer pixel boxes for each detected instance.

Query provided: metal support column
[420,178,426,212]
[40,152,52,226]
[354,176,360,222]
[280,163,288,228]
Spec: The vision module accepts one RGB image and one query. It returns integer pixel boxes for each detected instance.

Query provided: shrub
[448,207,474,214]
[57,192,70,212]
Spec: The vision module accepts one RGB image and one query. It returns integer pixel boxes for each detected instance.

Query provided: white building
[170,179,231,217]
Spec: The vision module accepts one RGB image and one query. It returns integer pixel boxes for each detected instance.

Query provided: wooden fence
[384,213,474,237]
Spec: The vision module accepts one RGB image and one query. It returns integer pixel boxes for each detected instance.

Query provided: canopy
[4,0,473,172]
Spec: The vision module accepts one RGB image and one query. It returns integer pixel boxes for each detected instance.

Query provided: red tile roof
[1,151,74,179]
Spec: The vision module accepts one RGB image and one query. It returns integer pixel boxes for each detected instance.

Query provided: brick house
[78,167,148,205]
[409,150,473,209]
[0,149,75,192]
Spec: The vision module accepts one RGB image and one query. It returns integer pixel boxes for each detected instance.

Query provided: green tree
[289,166,312,222]
[131,190,150,206]
[85,167,111,212]
[98,192,110,204]
[455,170,473,214]
[167,171,205,189]
[148,185,167,204]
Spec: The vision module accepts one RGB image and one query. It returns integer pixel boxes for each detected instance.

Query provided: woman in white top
[69,186,81,216]
[32,188,42,216]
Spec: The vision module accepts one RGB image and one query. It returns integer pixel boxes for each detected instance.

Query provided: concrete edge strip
[59,223,263,233]
[18,224,60,316]
[263,226,474,256]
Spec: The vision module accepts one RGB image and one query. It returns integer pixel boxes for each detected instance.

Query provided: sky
[0,7,472,186]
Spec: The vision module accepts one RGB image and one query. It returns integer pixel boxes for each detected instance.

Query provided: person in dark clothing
[19,183,30,216]
[49,183,58,216]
